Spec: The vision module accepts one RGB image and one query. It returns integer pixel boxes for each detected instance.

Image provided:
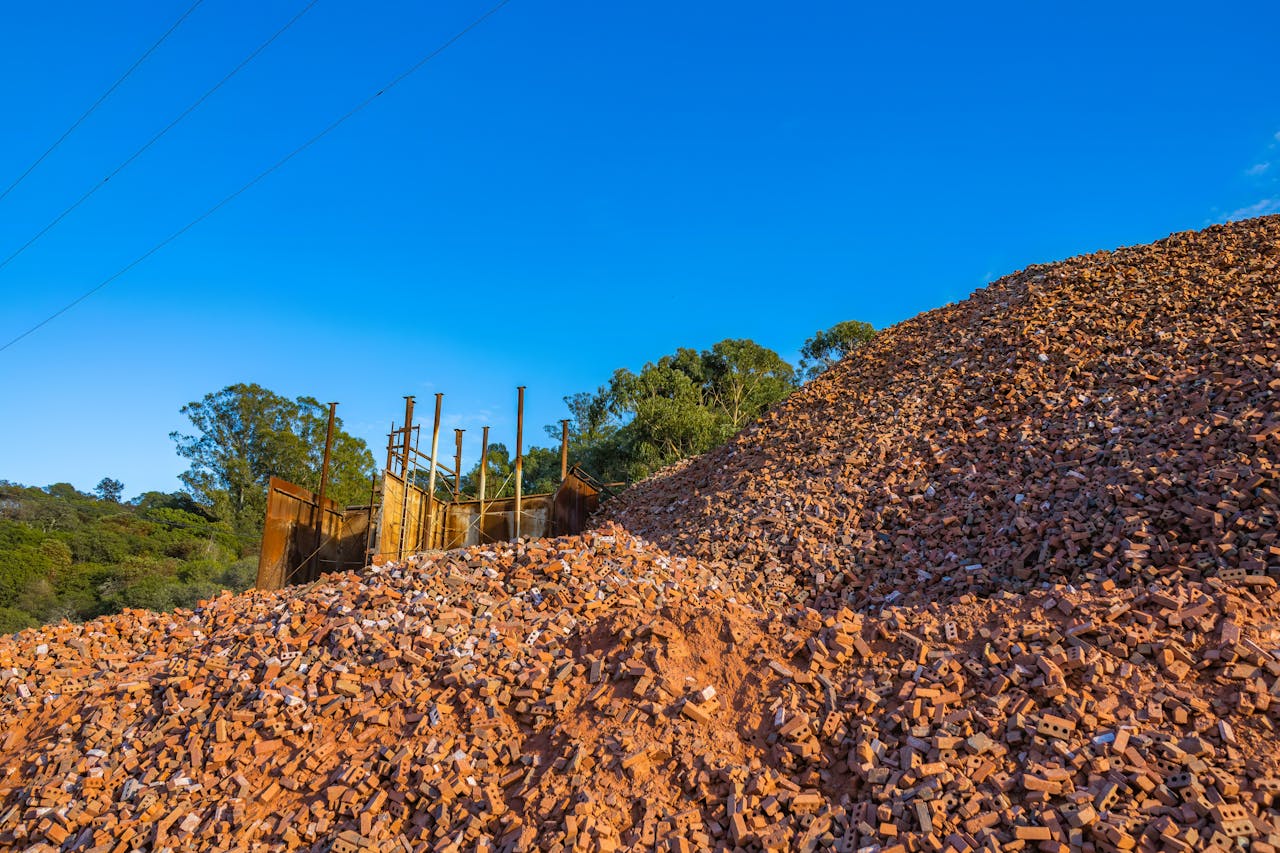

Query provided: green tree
[0,607,34,634]
[559,390,620,448]
[611,357,724,475]
[703,339,795,431]
[25,498,78,533]
[799,319,875,381]
[46,483,81,501]
[520,447,563,495]
[94,477,124,502]
[551,338,796,483]
[38,539,72,571]
[456,443,565,500]
[459,443,511,500]
[170,384,376,537]
[544,390,630,485]
[0,479,261,629]
[131,490,212,517]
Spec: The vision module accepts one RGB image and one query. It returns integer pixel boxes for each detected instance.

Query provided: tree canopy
[170,384,376,536]
[0,481,254,632]
[455,443,562,500]
[94,478,124,503]
[798,319,876,381]
[545,338,796,483]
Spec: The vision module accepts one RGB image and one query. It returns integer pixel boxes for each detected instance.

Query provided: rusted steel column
[365,469,378,565]
[425,393,443,549]
[454,429,465,501]
[478,425,489,541]
[412,424,425,551]
[305,401,339,579]
[384,421,396,474]
[560,419,570,482]
[401,398,415,477]
[397,396,415,560]
[317,402,338,506]
[515,386,525,539]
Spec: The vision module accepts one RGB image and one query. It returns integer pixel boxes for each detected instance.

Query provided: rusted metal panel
[260,389,609,589]
[379,472,417,559]
[377,472,447,560]
[336,508,370,572]
[379,473,597,556]
[551,469,600,536]
[256,477,370,591]
[364,418,602,563]
[442,499,495,549]
[256,479,298,591]
[441,495,554,550]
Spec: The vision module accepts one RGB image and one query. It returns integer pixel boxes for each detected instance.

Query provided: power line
[0,0,322,275]
[0,0,513,356]
[0,0,207,205]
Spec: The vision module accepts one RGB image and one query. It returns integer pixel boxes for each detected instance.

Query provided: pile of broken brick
[608,216,1280,614]
[1,216,1279,852]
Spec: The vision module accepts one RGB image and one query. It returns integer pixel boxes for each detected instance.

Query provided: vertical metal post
[478,425,489,541]
[478,427,490,501]
[560,419,570,482]
[365,469,378,566]
[425,393,443,549]
[401,399,416,474]
[397,396,415,560]
[411,424,423,550]
[453,429,465,500]
[384,422,396,474]
[515,386,525,539]
[317,402,338,506]
[306,401,339,579]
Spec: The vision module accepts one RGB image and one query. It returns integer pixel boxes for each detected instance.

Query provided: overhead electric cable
[0,0,513,355]
[0,0,207,205]
[0,0,322,274]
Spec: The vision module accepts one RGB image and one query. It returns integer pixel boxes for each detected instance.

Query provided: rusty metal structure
[255,476,371,589]
[256,388,604,591]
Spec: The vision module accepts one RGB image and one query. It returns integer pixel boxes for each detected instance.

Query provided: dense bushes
[0,482,256,631]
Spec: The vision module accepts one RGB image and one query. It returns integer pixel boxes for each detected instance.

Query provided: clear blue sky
[1,0,1277,497]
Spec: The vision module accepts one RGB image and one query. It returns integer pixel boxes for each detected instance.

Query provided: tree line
[0,319,872,630]
[0,482,255,632]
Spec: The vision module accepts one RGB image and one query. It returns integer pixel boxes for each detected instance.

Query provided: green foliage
[456,443,561,499]
[47,483,81,502]
[131,491,209,515]
[0,608,34,634]
[610,356,724,475]
[545,391,631,485]
[467,443,515,499]
[520,447,564,496]
[0,481,256,632]
[543,338,797,484]
[704,339,797,430]
[527,327,868,487]
[39,539,72,571]
[171,384,377,537]
[799,319,876,381]
[117,572,178,612]
[94,477,124,502]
